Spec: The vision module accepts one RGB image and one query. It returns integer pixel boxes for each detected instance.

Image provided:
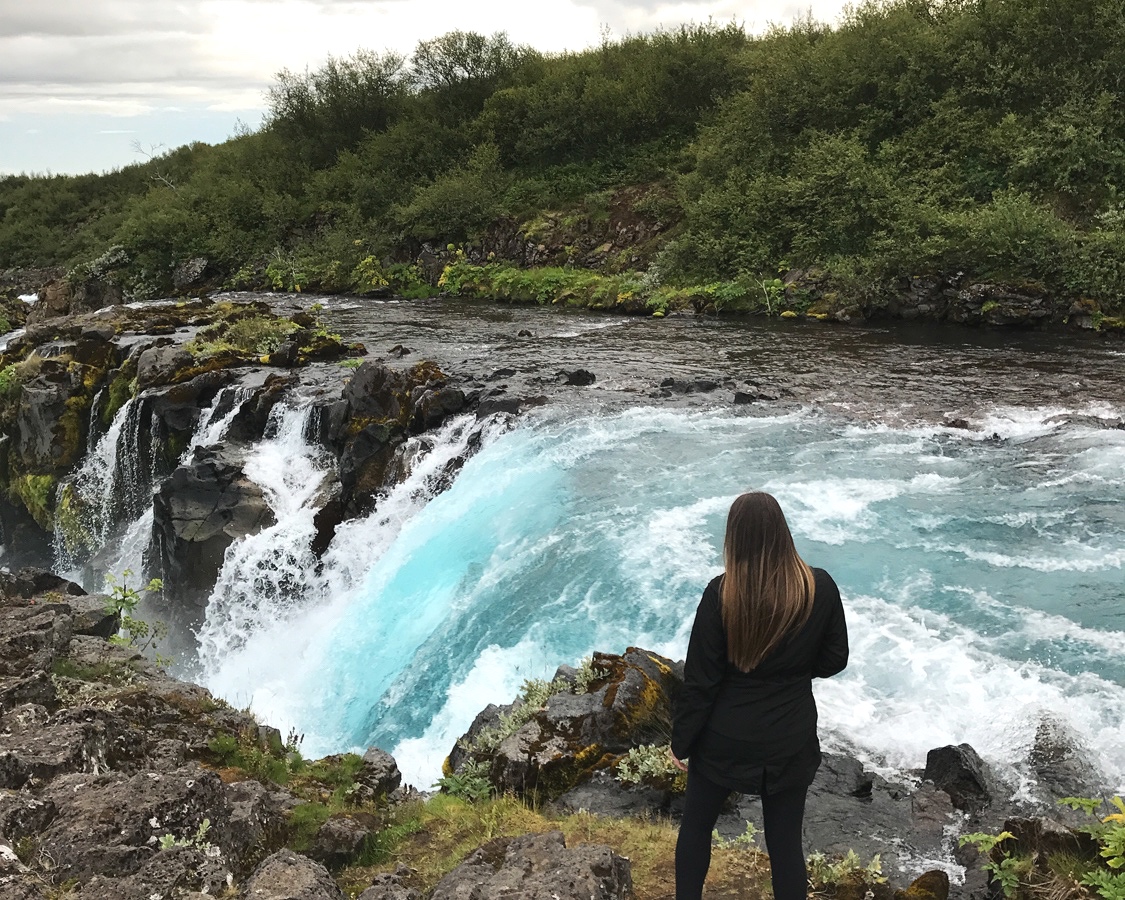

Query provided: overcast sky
[0,0,850,177]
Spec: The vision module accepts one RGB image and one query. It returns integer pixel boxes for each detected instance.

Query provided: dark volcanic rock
[924,744,993,812]
[309,813,377,869]
[151,445,275,617]
[172,257,211,292]
[136,345,194,390]
[324,360,462,513]
[895,870,950,900]
[430,831,631,900]
[561,369,596,386]
[554,769,671,817]
[358,865,422,900]
[0,601,72,678]
[70,846,233,900]
[450,647,682,799]
[411,385,465,433]
[241,849,345,900]
[477,396,521,418]
[1027,713,1105,802]
[37,765,228,880]
[360,746,402,797]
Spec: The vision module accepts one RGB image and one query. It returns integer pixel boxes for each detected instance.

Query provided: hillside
[2,0,1124,327]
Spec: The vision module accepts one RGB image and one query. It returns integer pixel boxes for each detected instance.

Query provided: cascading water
[190,401,1125,796]
[194,402,334,666]
[55,398,154,582]
[182,386,255,460]
[57,385,258,590]
[195,412,505,730]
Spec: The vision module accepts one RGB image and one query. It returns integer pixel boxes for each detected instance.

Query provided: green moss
[305,752,366,789]
[54,482,91,556]
[0,363,21,401]
[51,657,130,683]
[102,364,137,426]
[57,395,92,469]
[11,473,57,530]
[206,731,292,784]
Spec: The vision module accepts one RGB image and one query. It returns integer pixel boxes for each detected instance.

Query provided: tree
[266,49,408,167]
[409,31,533,121]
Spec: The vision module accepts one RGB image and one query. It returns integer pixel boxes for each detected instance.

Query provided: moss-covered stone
[101,360,138,426]
[11,472,57,530]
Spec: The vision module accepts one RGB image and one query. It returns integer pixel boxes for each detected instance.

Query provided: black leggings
[675,766,809,900]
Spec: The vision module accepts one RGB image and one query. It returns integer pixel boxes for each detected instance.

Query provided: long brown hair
[721,492,815,671]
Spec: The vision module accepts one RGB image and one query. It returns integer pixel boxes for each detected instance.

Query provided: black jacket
[671,568,848,792]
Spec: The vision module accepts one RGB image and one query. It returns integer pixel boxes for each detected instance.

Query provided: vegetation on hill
[2,0,1124,321]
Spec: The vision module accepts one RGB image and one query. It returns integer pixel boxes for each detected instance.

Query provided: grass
[334,792,772,900]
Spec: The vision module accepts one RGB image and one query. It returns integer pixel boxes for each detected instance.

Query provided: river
[85,295,1125,796]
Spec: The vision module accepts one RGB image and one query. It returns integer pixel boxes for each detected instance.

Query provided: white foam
[951,542,1125,573]
[196,405,331,667]
[196,414,500,742]
[947,586,1125,657]
[817,591,1125,792]
[391,639,544,789]
[18,293,36,304]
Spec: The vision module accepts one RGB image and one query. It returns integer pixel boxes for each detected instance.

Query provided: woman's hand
[670,749,687,772]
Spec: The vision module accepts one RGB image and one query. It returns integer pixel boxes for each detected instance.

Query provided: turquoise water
[197,403,1125,792]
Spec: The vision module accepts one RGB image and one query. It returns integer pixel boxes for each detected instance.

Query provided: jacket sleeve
[671,581,727,760]
[812,573,849,679]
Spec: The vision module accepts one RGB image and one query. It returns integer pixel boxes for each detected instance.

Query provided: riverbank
[6,256,1125,337]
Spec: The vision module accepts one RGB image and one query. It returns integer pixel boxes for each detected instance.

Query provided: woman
[671,492,848,900]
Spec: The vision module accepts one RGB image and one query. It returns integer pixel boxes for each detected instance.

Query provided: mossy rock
[467,647,684,801]
[10,472,58,531]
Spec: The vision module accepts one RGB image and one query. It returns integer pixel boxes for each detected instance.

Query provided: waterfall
[194,413,501,741]
[182,386,255,461]
[56,385,257,591]
[194,403,334,668]
[54,398,151,580]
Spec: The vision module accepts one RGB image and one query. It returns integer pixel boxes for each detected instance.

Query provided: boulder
[476,396,521,418]
[359,746,402,798]
[561,369,596,386]
[430,831,631,900]
[26,281,73,323]
[70,847,233,900]
[0,706,144,788]
[450,648,682,799]
[36,764,229,880]
[328,361,456,512]
[0,782,58,840]
[308,813,376,869]
[0,601,72,677]
[0,672,56,713]
[894,870,950,900]
[240,849,345,900]
[151,445,275,616]
[924,744,993,812]
[1001,815,1098,862]
[136,345,194,390]
[1028,713,1105,802]
[410,386,465,433]
[358,865,421,900]
[172,257,211,292]
[554,769,670,817]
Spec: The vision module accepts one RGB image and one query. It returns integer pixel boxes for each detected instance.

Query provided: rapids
[66,297,1125,795]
